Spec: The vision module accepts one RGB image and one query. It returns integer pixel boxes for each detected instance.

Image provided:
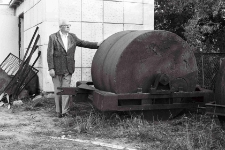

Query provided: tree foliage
[154,0,225,52]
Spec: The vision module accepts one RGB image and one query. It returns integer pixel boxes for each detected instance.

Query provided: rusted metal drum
[92,30,198,94]
[215,58,225,105]
[91,30,134,90]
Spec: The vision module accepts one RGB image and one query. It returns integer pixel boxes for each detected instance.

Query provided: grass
[0,123,9,128]
[10,97,225,150]
[0,135,14,141]
[33,130,55,137]
[57,106,225,150]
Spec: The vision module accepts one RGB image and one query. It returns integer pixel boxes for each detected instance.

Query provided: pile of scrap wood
[0,27,41,105]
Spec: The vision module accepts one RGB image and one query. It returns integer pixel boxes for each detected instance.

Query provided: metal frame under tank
[57,80,214,120]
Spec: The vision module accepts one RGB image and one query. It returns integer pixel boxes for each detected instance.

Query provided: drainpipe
[18,15,22,61]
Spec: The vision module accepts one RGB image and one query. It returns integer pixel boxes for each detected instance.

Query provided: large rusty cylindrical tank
[92,30,198,94]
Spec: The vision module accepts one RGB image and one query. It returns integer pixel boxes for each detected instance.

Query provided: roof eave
[9,0,24,8]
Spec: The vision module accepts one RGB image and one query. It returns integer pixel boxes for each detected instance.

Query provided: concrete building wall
[0,5,18,64]
[15,0,154,92]
[0,4,14,15]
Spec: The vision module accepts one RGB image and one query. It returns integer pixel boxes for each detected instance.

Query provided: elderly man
[47,19,102,118]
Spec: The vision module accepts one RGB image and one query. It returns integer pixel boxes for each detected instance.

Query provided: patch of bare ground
[0,96,225,150]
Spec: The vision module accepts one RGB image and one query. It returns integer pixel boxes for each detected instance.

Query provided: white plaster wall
[0,5,18,64]
[16,0,154,92]
[0,4,14,15]
[16,0,52,92]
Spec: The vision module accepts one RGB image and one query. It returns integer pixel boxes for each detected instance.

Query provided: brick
[24,29,30,49]
[124,24,145,30]
[124,0,143,3]
[124,2,143,24]
[82,0,103,22]
[30,0,34,7]
[82,22,103,41]
[30,51,41,68]
[82,68,92,81]
[82,48,97,68]
[23,30,28,50]
[33,4,38,26]
[38,21,59,45]
[143,3,154,27]
[38,67,54,92]
[36,45,47,68]
[24,10,30,30]
[59,0,81,21]
[33,0,38,5]
[30,7,34,27]
[45,0,59,21]
[143,0,154,4]
[143,25,154,30]
[70,22,82,38]
[24,0,29,13]
[104,1,123,23]
[75,47,82,67]
[37,0,45,24]
[71,68,82,87]
[107,0,123,1]
[103,23,123,39]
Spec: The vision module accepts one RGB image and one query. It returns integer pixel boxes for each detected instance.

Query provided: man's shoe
[62,112,72,117]
[56,112,62,118]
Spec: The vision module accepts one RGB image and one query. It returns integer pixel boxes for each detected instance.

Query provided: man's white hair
[59,19,70,27]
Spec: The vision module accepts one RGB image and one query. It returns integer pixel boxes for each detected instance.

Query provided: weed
[0,123,9,128]
[60,109,225,149]
[33,130,55,137]
[7,98,225,149]
[0,135,14,141]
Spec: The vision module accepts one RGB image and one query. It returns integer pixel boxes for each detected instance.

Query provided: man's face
[60,24,71,33]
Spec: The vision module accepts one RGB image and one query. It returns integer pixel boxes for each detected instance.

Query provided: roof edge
[9,0,24,8]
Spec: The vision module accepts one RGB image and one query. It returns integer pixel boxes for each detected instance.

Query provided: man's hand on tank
[97,40,104,46]
[49,69,55,77]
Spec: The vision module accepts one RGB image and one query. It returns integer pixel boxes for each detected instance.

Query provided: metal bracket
[57,87,91,95]
[150,73,171,94]
[57,82,95,96]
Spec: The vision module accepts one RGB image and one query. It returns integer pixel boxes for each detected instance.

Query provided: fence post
[202,54,204,88]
